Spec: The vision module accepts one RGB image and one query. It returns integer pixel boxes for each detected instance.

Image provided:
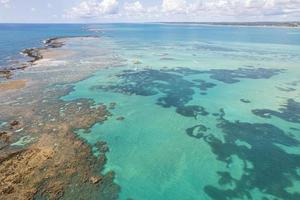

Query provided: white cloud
[184,0,300,20]
[66,0,119,19]
[64,0,300,21]
[99,0,119,14]
[162,0,187,13]
[0,0,9,4]
[0,0,10,8]
[124,1,144,13]
[47,3,52,8]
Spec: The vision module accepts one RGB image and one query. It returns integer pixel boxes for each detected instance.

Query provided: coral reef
[0,36,121,200]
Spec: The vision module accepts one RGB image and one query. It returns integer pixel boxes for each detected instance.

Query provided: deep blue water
[1,23,300,68]
[0,24,90,68]
[97,23,300,45]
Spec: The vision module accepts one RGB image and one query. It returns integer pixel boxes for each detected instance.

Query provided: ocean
[1,23,300,200]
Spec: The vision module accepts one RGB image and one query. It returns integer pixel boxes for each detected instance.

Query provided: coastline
[0,36,121,199]
[0,35,99,80]
[158,22,300,29]
[0,38,64,80]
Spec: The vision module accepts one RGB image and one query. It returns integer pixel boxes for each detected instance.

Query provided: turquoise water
[62,24,300,200]
[1,24,300,199]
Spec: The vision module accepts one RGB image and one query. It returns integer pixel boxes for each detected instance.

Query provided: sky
[0,0,300,23]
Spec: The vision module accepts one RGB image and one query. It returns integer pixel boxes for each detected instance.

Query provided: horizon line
[0,21,299,24]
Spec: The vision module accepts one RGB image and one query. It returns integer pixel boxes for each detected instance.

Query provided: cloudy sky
[0,0,300,23]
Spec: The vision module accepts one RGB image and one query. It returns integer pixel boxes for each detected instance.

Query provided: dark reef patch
[199,67,283,84]
[286,80,300,87]
[176,105,208,119]
[160,57,176,61]
[90,66,295,199]
[92,68,200,117]
[276,86,296,92]
[92,67,282,119]
[201,110,300,200]
[186,124,209,139]
[194,44,237,52]
[193,79,217,91]
[252,99,300,123]
[156,67,283,84]
[240,99,251,103]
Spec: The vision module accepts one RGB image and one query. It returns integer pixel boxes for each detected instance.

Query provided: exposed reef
[0,65,26,79]
[44,37,66,48]
[22,48,44,63]
[0,36,121,200]
[0,85,120,200]
[0,38,65,80]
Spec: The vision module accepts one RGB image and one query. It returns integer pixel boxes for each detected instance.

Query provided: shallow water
[59,24,300,200]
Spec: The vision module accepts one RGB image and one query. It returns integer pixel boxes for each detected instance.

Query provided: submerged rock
[252,99,300,123]
[22,48,43,63]
[133,60,142,65]
[44,38,65,48]
[240,99,251,103]
[0,131,10,143]
[116,116,125,121]
[10,120,19,127]
[1,185,14,194]
[95,141,110,153]
[109,102,117,110]
[100,145,109,153]
[90,176,102,184]
[98,154,107,166]
[200,67,284,84]
[186,124,208,139]
[176,105,209,118]
[0,70,13,79]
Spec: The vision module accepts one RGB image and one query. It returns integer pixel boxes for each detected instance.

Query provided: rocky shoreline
[0,38,63,79]
[0,36,121,199]
[0,35,99,80]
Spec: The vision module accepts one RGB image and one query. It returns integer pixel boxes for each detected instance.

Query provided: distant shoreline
[159,22,300,28]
